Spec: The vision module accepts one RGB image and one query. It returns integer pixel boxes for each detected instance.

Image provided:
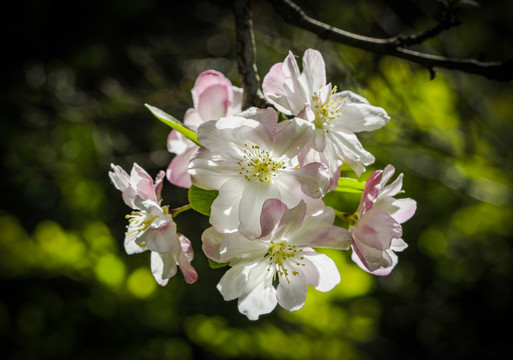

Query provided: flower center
[125,210,159,246]
[238,144,284,183]
[311,85,343,129]
[267,241,304,283]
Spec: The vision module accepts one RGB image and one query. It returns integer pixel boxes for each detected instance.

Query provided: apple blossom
[109,163,198,285]
[188,107,330,239]
[202,199,352,320]
[167,70,243,188]
[348,165,417,276]
[262,49,390,184]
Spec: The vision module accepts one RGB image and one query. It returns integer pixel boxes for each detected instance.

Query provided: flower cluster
[109,49,416,320]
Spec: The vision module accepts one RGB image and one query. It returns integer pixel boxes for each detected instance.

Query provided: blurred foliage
[1,0,513,359]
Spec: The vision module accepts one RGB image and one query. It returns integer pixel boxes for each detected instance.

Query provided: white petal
[151,251,177,286]
[209,177,246,233]
[237,262,277,320]
[217,263,251,301]
[188,148,240,190]
[301,49,326,94]
[276,267,307,312]
[301,252,340,292]
[220,234,268,263]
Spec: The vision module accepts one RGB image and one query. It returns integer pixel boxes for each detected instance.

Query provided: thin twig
[267,0,513,81]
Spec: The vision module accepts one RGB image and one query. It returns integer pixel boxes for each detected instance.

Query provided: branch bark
[233,0,268,108]
[267,0,513,81]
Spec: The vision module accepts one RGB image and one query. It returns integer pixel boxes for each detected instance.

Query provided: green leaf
[145,103,201,146]
[188,185,219,216]
[208,258,229,269]
[334,177,366,194]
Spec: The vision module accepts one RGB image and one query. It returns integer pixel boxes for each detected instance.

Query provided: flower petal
[259,198,289,238]
[302,252,341,292]
[237,262,277,320]
[301,49,326,95]
[276,267,307,312]
[151,250,177,286]
[209,177,246,233]
[217,263,251,301]
[238,182,280,239]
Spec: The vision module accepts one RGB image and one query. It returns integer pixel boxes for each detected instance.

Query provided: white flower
[188,107,330,239]
[202,199,352,320]
[262,49,390,183]
[109,163,198,284]
[349,165,417,276]
[167,70,242,188]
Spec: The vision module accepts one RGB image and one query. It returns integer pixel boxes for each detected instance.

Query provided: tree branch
[233,0,268,108]
[267,0,513,81]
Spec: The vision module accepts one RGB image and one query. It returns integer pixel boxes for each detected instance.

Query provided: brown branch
[267,0,513,81]
[391,2,461,47]
[233,0,268,109]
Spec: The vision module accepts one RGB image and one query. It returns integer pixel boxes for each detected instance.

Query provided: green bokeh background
[2,0,513,359]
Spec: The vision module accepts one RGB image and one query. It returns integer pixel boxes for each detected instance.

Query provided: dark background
[2,0,513,359]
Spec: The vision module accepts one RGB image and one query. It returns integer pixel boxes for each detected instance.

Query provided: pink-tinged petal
[294,221,352,250]
[109,164,130,192]
[154,170,165,201]
[350,249,396,276]
[262,62,294,115]
[167,145,197,189]
[301,49,326,94]
[238,262,277,320]
[238,182,280,239]
[177,236,198,284]
[151,251,177,286]
[201,227,226,263]
[259,198,289,238]
[192,70,232,111]
[301,252,341,292]
[352,209,401,251]
[131,163,158,203]
[273,200,307,239]
[360,169,383,215]
[197,84,230,120]
[374,197,417,224]
[144,219,177,253]
[276,267,307,311]
[209,177,246,234]
[351,240,394,273]
[217,263,252,301]
[179,234,194,262]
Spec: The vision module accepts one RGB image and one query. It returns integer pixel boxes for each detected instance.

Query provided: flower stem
[170,204,193,218]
